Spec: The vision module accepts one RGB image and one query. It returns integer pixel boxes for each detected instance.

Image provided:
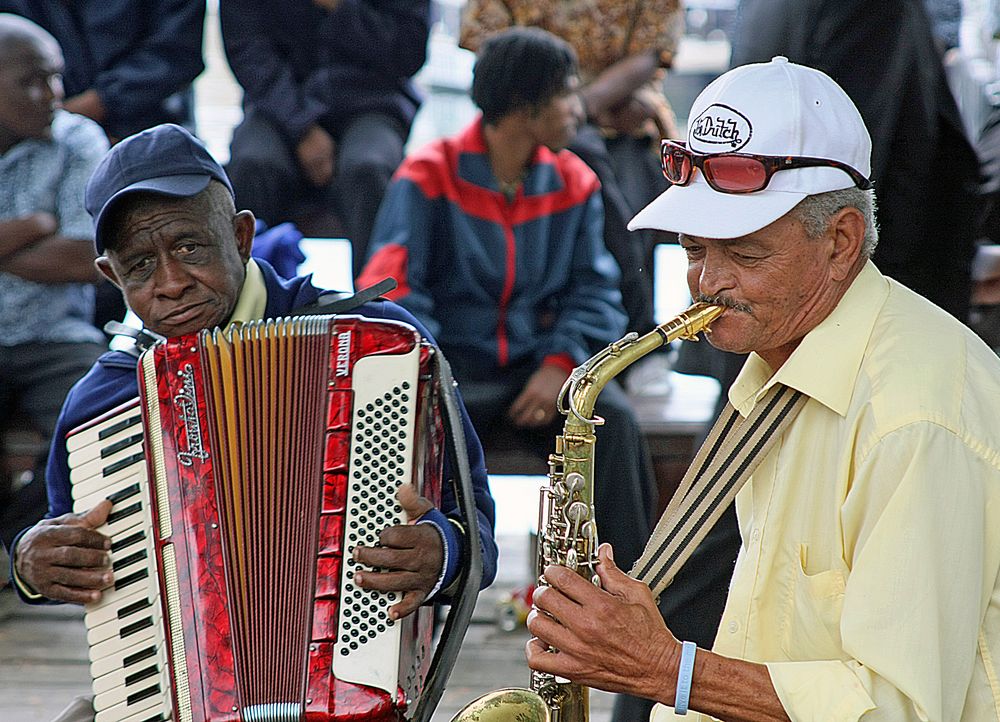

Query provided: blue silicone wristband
[674,640,697,715]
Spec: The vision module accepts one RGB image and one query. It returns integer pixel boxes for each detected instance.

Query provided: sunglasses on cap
[660,139,873,195]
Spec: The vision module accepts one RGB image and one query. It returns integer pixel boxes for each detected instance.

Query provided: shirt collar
[227,258,268,327]
[729,260,889,418]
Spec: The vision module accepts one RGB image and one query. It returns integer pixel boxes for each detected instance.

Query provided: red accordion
[68,315,452,722]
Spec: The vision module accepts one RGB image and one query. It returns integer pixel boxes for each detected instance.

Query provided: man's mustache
[697,293,753,314]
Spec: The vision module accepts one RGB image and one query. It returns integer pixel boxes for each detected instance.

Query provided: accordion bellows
[69,315,444,722]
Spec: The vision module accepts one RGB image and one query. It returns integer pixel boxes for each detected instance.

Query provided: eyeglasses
[660,139,873,194]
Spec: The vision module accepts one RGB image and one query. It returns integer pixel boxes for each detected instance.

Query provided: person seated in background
[459,0,682,345]
[0,0,207,338]
[9,124,498,721]
[0,0,205,142]
[0,14,109,551]
[220,0,431,278]
[359,27,657,577]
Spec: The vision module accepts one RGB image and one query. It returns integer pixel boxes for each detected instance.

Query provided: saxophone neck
[560,302,725,427]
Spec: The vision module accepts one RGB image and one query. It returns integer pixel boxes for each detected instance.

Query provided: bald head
[0,13,61,61]
[0,13,63,148]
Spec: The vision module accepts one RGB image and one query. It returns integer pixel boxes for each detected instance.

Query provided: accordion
[67,315,465,722]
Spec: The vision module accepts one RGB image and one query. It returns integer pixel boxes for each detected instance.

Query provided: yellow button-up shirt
[653,262,1000,721]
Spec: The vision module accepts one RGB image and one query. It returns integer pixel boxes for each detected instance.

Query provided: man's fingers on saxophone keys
[541,563,603,605]
[526,596,589,660]
[530,581,579,623]
[525,635,566,674]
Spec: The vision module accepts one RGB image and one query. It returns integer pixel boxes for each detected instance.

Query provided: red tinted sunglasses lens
[662,145,691,184]
[702,155,768,192]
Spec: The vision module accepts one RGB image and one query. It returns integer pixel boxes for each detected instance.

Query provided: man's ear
[234,210,256,263]
[828,206,866,282]
[95,256,121,288]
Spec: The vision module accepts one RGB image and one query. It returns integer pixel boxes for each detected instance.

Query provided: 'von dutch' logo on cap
[689,103,752,151]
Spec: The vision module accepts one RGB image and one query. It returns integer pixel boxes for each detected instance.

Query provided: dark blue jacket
[16,260,496,600]
[0,0,206,139]
[219,0,429,143]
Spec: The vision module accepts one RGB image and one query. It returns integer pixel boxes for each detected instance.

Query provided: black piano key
[98,414,142,441]
[120,616,154,639]
[103,451,145,477]
[107,502,142,525]
[122,645,157,669]
[111,530,146,553]
[126,683,161,706]
[101,433,145,459]
[113,549,147,572]
[117,597,153,621]
[124,664,160,687]
[113,567,149,592]
[107,484,140,506]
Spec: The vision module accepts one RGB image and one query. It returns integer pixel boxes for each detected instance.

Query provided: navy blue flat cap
[85,124,234,253]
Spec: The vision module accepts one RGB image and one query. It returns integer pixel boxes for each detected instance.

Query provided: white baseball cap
[628,56,872,239]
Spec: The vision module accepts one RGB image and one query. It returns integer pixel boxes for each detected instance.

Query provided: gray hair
[791,187,879,258]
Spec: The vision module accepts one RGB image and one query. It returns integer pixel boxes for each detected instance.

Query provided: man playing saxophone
[526,57,1000,721]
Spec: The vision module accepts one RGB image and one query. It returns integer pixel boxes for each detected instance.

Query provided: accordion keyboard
[68,400,170,722]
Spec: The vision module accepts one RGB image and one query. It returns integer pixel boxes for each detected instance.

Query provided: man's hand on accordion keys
[352,483,444,620]
[15,499,114,604]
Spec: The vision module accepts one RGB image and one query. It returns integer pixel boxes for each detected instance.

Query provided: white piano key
[89,635,162,681]
[89,615,159,664]
[94,512,145,547]
[68,425,145,471]
[93,667,169,718]
[72,445,146,487]
[67,405,143,455]
[112,701,170,722]
[73,475,143,514]
[85,586,155,630]
[92,644,166,696]
[84,548,159,619]
[87,596,161,647]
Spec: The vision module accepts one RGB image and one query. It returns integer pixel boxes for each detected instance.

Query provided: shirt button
[751,529,761,543]
[728,620,740,634]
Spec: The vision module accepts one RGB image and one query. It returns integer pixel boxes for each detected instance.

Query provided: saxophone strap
[631,383,808,598]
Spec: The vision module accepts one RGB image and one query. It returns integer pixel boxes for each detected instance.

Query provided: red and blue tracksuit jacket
[359,118,627,377]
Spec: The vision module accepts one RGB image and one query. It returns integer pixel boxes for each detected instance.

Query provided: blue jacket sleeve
[361,299,498,593]
[542,188,628,364]
[91,0,205,130]
[361,176,443,339]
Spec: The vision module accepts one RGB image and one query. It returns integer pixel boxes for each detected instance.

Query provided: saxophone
[449,302,724,722]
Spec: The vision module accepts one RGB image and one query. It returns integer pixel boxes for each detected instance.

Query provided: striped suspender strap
[631,383,808,598]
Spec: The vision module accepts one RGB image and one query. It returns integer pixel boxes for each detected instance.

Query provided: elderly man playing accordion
[526,57,1000,722]
[8,124,498,722]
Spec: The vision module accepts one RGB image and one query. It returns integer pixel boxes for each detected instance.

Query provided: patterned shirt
[0,110,109,346]
[458,0,684,81]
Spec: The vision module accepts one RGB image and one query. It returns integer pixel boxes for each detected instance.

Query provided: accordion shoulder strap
[293,277,398,316]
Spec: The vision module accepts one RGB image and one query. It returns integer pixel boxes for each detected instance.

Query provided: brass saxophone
[449,302,724,722]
